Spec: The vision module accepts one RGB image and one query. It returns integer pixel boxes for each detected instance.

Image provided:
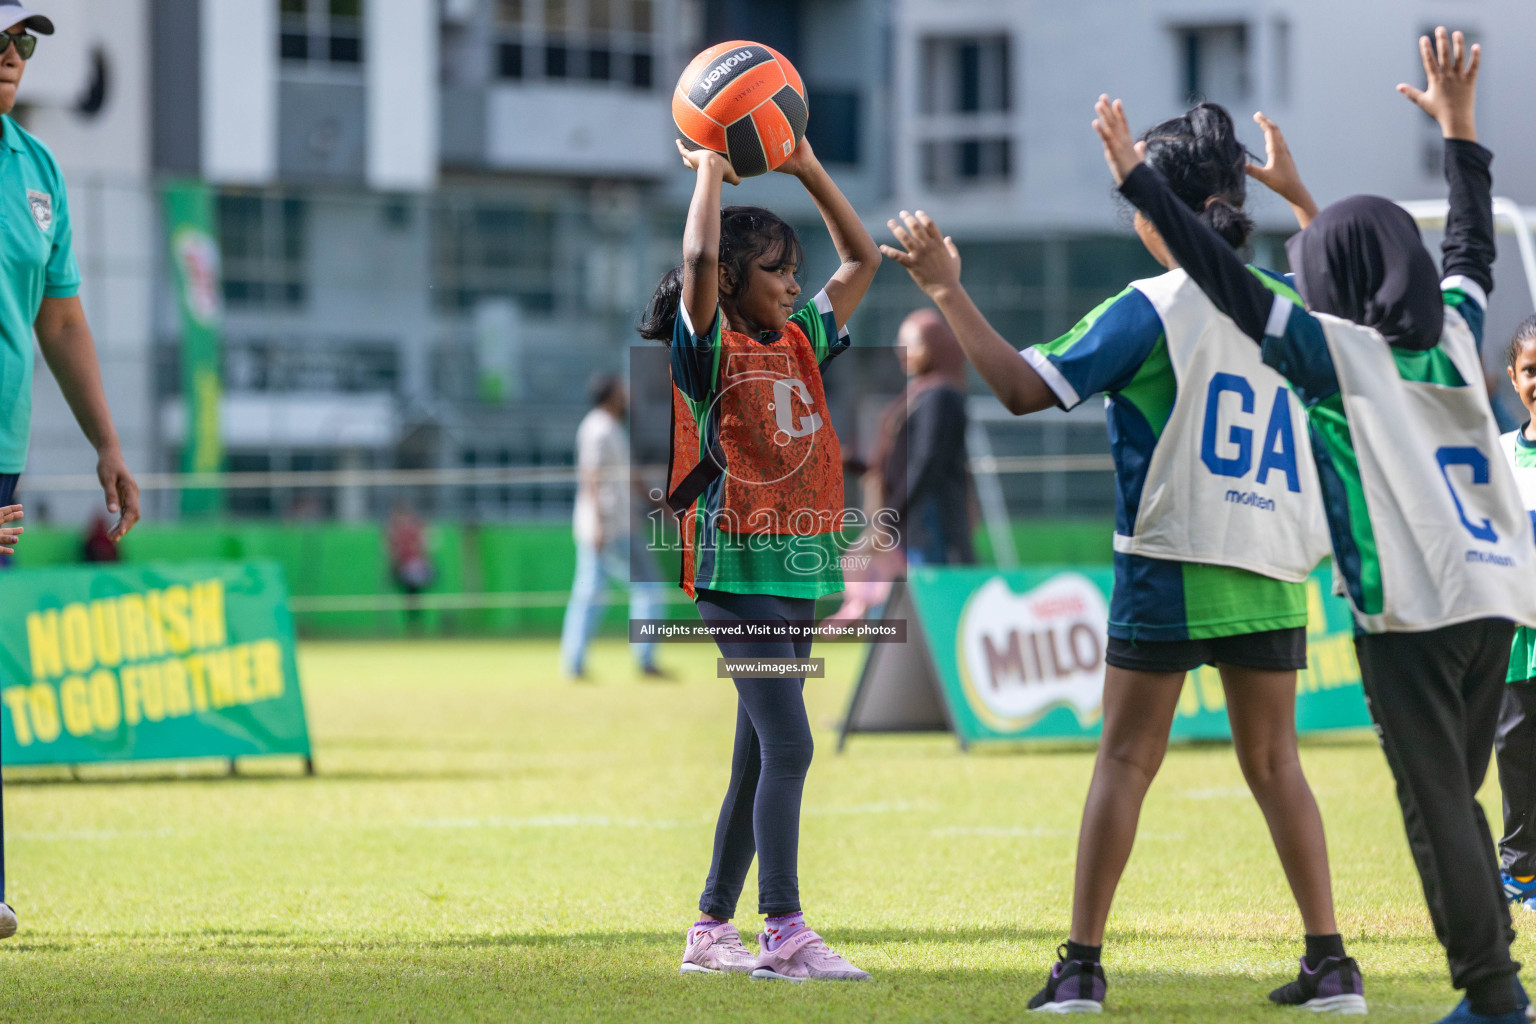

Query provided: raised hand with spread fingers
[1398,25,1480,142]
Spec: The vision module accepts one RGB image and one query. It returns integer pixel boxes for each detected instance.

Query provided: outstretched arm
[676,140,739,336]
[776,140,879,331]
[1245,112,1319,230]
[880,211,1057,415]
[35,296,140,539]
[1093,96,1275,342]
[1399,27,1493,297]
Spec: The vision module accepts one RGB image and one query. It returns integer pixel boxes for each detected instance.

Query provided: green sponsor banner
[164,181,225,517]
[847,565,1370,746]
[0,562,311,767]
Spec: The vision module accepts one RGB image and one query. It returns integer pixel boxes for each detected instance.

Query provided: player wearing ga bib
[1118,93,1531,1014]
[667,290,849,599]
[1025,266,1323,644]
[890,102,1363,1015]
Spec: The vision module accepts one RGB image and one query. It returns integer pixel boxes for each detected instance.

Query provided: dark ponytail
[639,205,805,344]
[638,266,684,342]
[1141,102,1254,249]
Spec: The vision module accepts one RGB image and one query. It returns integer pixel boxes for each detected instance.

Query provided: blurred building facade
[16,0,1536,522]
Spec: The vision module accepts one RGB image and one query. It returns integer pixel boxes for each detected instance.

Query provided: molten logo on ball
[697,49,758,94]
[673,39,808,176]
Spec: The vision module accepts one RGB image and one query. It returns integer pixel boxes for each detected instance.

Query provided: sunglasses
[0,33,36,60]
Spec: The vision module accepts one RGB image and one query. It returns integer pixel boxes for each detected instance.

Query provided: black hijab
[1285,195,1444,351]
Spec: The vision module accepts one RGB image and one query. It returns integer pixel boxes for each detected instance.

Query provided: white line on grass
[410,815,689,829]
[14,828,178,841]
[801,801,933,816]
[930,826,1186,841]
[931,826,1072,838]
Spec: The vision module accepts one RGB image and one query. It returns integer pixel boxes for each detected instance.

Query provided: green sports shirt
[0,114,81,473]
[670,291,851,599]
[1504,424,1536,683]
[1024,271,1309,642]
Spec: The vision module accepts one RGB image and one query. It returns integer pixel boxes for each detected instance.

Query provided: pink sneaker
[679,922,757,974]
[751,928,871,982]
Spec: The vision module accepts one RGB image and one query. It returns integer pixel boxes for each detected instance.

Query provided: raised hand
[0,503,23,556]
[1245,112,1319,228]
[880,210,962,298]
[675,139,741,185]
[1398,26,1479,141]
[1091,95,1144,185]
[774,136,820,179]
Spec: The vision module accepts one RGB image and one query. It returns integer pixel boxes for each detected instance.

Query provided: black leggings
[1355,618,1520,1014]
[695,589,815,919]
[1498,680,1536,877]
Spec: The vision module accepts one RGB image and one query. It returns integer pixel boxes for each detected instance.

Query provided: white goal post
[1399,196,1536,312]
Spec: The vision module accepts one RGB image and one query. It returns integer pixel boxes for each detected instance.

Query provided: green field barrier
[842,564,1371,747]
[6,520,1117,637]
[0,561,312,767]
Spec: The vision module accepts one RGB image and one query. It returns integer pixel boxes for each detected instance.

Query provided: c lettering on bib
[1437,445,1499,543]
[1200,375,1301,493]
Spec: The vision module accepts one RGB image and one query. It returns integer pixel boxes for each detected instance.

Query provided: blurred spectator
[388,504,434,630]
[81,513,118,562]
[288,492,327,520]
[875,309,975,567]
[560,374,667,680]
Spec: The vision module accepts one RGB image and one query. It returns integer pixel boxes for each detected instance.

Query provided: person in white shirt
[560,374,666,678]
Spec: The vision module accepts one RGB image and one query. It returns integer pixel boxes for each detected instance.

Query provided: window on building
[432,199,559,314]
[1271,17,1291,104]
[494,0,656,89]
[280,0,365,67]
[919,34,1013,189]
[922,36,1009,115]
[218,193,308,309]
[805,88,860,165]
[1175,23,1249,106]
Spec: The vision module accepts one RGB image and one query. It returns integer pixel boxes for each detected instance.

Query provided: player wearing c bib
[1106,30,1536,1024]
[884,103,1361,1015]
[641,137,880,982]
[1494,317,1536,911]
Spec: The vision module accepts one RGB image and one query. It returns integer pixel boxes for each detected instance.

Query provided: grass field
[0,638,1520,1022]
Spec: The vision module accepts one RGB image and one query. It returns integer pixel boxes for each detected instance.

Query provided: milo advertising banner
[0,562,312,768]
[840,566,1370,749]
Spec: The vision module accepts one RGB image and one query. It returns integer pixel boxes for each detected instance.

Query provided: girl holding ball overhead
[643,57,879,977]
[882,106,1361,1013]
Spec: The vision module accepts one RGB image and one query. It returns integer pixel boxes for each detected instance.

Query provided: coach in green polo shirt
[0,0,137,527]
[0,0,140,942]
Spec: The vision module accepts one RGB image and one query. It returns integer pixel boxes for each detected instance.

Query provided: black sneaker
[1268,955,1367,1014]
[1027,944,1106,1014]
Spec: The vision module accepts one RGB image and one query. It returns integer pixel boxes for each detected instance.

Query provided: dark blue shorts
[0,474,16,506]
